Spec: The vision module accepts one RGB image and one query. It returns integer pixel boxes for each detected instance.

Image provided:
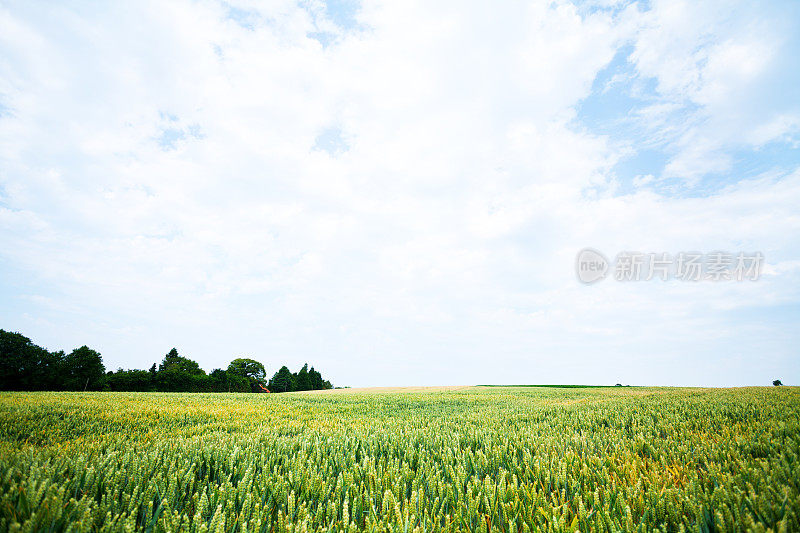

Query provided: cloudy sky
[1,0,798,387]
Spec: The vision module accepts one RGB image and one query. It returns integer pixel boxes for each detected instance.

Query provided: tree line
[0,329,333,393]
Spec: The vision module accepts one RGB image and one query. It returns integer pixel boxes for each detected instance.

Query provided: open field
[298,386,477,394]
[1,387,799,532]
[298,386,636,395]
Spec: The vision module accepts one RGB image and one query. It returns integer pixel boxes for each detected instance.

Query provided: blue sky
[0,0,798,386]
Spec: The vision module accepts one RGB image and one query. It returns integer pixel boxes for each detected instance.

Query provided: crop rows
[0,387,798,532]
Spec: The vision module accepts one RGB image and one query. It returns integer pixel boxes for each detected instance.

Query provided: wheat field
[1,386,798,532]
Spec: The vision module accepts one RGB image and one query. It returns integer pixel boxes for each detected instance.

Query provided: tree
[1,328,336,393]
[62,346,105,391]
[159,348,203,374]
[295,363,311,391]
[309,366,323,390]
[155,348,207,392]
[227,358,267,392]
[210,368,249,392]
[268,366,295,393]
[773,380,783,386]
[0,330,63,390]
[266,364,333,393]
[107,369,154,392]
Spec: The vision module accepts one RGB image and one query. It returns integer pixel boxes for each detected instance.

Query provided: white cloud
[628,0,800,183]
[0,0,798,386]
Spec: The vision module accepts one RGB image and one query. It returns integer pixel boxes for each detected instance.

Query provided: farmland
[0,386,798,532]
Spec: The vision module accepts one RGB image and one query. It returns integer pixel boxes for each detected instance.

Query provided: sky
[1,0,798,387]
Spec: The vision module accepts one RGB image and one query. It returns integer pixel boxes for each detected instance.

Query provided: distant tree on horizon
[227,358,267,392]
[210,368,249,392]
[0,329,63,390]
[266,363,333,393]
[1,327,332,393]
[773,379,783,386]
[155,348,208,392]
[269,366,295,393]
[159,348,204,374]
[309,366,323,390]
[295,363,311,391]
[62,346,105,391]
[106,368,154,392]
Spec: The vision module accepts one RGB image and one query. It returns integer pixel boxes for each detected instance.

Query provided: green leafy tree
[1,329,336,393]
[107,369,154,392]
[155,348,207,392]
[0,330,63,390]
[267,364,333,393]
[209,369,249,392]
[309,366,323,390]
[158,348,203,374]
[268,366,295,393]
[227,358,267,392]
[62,346,106,391]
[295,363,311,391]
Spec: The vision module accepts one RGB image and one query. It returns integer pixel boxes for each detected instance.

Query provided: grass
[476,384,631,388]
[0,386,798,531]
